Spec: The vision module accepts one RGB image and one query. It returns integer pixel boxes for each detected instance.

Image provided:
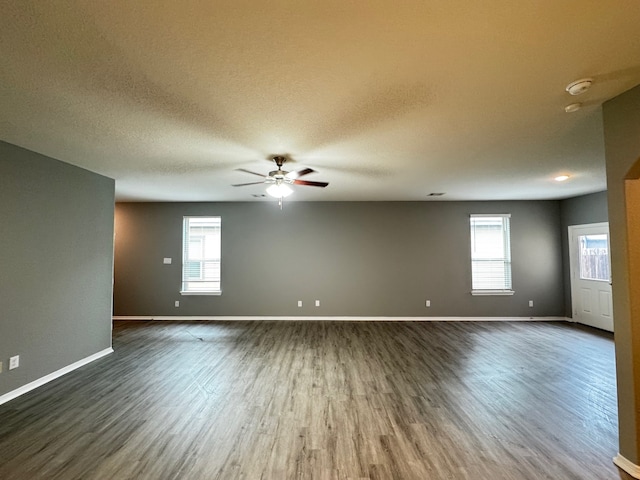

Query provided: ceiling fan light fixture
[233,155,328,205]
[266,183,293,198]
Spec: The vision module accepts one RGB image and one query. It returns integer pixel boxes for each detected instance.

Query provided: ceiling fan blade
[286,168,315,180]
[293,179,329,187]
[232,181,266,187]
[236,168,266,178]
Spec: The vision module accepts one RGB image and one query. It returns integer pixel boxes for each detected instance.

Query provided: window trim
[180,216,222,295]
[471,289,515,296]
[180,291,222,296]
[469,213,514,296]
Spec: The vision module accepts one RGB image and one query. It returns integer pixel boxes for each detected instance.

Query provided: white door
[568,223,613,332]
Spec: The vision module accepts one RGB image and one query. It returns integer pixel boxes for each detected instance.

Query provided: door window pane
[579,234,610,281]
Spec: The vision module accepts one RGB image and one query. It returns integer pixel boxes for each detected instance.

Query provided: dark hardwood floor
[0,321,619,479]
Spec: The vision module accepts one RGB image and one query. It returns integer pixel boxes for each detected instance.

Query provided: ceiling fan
[232,155,329,205]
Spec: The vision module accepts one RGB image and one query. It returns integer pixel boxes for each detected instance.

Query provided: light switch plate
[163,257,172,264]
[9,355,19,370]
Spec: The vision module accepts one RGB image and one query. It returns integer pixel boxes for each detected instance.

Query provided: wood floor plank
[0,321,620,479]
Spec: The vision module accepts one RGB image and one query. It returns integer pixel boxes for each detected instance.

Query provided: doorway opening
[625,177,640,336]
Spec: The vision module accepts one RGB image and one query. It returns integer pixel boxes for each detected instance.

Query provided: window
[181,216,221,295]
[578,233,610,281]
[470,214,513,295]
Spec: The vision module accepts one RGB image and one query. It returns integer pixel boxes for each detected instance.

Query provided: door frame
[568,222,612,330]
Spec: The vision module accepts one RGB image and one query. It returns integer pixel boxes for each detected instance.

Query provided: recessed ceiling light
[565,78,593,96]
[554,175,570,182]
[564,103,582,113]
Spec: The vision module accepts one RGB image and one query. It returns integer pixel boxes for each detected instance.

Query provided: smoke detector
[565,78,593,96]
[564,103,582,113]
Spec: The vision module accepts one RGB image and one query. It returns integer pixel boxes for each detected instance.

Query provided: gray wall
[603,84,640,464]
[559,191,609,317]
[0,142,115,398]
[114,200,564,317]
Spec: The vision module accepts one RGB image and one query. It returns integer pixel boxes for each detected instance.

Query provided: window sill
[180,291,222,296]
[471,290,515,296]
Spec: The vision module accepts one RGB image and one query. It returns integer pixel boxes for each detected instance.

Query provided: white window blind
[470,214,513,294]
[181,216,221,294]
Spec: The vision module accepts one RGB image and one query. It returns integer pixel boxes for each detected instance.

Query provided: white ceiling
[1,1,639,202]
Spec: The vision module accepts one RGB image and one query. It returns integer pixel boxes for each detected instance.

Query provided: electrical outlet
[297,300,303,307]
[315,300,320,307]
[9,355,19,370]
[528,300,534,307]
[163,257,172,264]
[426,300,431,307]
[175,300,180,307]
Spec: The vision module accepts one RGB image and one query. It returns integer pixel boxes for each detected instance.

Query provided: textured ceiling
[1,1,639,202]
